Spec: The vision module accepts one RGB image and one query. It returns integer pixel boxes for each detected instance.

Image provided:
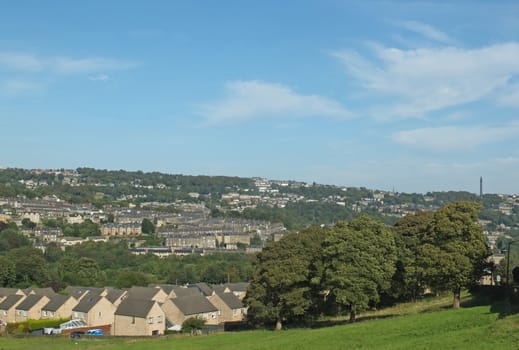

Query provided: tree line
[0,221,255,290]
[245,201,490,329]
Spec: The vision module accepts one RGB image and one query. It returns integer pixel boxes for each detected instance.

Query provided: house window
[157,315,162,323]
[148,317,154,324]
[233,309,238,316]
[203,313,208,320]
[50,312,55,317]
[2,311,6,316]
[99,312,102,318]
[23,311,28,317]
[132,316,135,324]
[43,311,47,317]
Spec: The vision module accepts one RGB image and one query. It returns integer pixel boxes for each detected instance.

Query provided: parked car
[70,331,85,338]
[85,329,104,336]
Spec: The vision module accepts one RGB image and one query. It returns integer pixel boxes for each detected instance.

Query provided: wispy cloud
[53,57,137,74]
[0,79,43,98]
[198,80,351,124]
[88,74,110,82]
[0,51,137,75]
[0,52,43,71]
[393,20,455,45]
[333,42,519,120]
[391,123,519,151]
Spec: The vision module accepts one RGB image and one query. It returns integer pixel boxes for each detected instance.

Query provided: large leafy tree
[245,226,328,330]
[390,210,434,302]
[418,201,489,308]
[322,216,396,322]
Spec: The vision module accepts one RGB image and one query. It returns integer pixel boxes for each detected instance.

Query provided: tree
[182,317,205,335]
[322,216,396,322]
[7,247,49,287]
[0,256,16,287]
[21,218,36,229]
[418,201,489,309]
[245,226,328,329]
[390,211,434,302]
[141,218,155,234]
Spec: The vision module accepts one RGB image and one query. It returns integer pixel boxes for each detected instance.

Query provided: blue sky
[1,1,519,194]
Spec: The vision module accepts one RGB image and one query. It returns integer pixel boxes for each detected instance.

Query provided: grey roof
[65,286,104,299]
[16,295,46,311]
[115,298,156,318]
[212,285,228,294]
[173,287,200,298]
[216,292,244,310]
[224,282,249,292]
[72,294,103,313]
[188,283,213,296]
[105,288,126,304]
[0,288,24,297]
[25,287,56,297]
[0,295,24,310]
[126,287,161,300]
[171,295,218,315]
[42,294,73,312]
[151,284,179,295]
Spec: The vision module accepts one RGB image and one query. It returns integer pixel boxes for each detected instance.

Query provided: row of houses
[0,283,248,336]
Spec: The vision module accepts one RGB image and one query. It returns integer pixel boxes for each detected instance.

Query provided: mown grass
[1,295,518,349]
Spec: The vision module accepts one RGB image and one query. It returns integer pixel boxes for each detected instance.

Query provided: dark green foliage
[141,218,156,234]
[7,247,49,287]
[246,226,329,329]
[322,217,397,322]
[182,317,206,334]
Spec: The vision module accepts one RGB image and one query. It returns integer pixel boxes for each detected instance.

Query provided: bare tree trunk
[275,317,282,330]
[453,289,461,309]
[349,304,357,323]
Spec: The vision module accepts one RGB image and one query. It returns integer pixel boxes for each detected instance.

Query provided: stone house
[208,291,246,323]
[41,294,78,320]
[125,287,168,304]
[113,298,165,336]
[0,295,25,324]
[71,293,116,328]
[15,295,50,322]
[161,295,219,330]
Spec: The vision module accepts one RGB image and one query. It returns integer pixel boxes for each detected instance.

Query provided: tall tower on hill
[480,176,483,198]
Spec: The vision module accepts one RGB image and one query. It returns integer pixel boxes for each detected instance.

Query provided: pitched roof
[187,283,213,296]
[172,287,200,298]
[105,288,126,304]
[0,288,25,297]
[126,287,160,300]
[65,286,104,299]
[42,294,74,312]
[115,298,156,318]
[0,295,24,310]
[25,287,56,297]
[224,282,249,292]
[152,284,179,295]
[72,294,103,313]
[171,295,218,315]
[16,295,46,311]
[216,292,244,310]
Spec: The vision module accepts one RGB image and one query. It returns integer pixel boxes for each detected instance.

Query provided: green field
[1,298,518,349]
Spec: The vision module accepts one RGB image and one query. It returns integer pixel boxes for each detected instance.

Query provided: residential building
[113,298,165,336]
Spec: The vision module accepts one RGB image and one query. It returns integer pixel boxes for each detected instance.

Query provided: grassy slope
[1,298,518,349]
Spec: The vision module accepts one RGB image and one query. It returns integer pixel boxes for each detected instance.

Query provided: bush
[181,317,205,335]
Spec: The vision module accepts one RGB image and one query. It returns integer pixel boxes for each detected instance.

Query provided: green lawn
[1,300,518,349]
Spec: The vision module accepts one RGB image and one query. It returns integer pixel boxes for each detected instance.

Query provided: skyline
[1,1,519,195]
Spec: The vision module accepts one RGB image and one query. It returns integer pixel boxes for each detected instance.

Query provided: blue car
[85,329,104,336]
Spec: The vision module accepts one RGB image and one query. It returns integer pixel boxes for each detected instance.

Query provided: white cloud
[198,80,351,123]
[0,51,136,74]
[391,123,519,151]
[0,79,43,97]
[53,57,136,74]
[333,42,519,119]
[394,20,455,45]
[88,74,110,81]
